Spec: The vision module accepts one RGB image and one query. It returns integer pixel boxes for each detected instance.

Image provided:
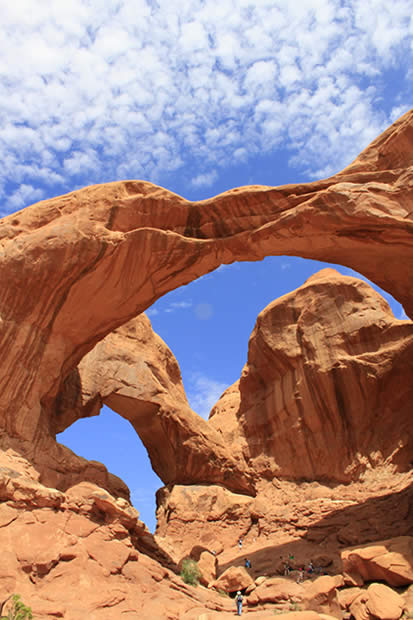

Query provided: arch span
[0,109,412,487]
[54,314,253,494]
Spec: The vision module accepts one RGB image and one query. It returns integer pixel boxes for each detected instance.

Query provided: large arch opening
[145,254,407,421]
[56,254,410,533]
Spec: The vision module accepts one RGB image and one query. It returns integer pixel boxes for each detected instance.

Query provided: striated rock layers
[210,268,413,482]
[0,111,412,617]
[0,108,413,478]
[55,313,252,492]
[156,270,413,565]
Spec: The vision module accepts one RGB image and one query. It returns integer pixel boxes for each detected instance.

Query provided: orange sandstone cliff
[0,111,412,617]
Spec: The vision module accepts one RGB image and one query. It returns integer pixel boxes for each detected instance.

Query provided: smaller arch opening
[58,404,162,533]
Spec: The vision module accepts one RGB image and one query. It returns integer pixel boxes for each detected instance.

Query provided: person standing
[236,591,243,616]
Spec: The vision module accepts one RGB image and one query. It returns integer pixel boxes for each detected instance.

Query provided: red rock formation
[0,111,412,618]
[1,109,413,461]
[55,313,252,493]
[210,268,413,483]
[350,583,406,620]
[156,270,413,578]
[301,575,343,617]
[212,565,254,593]
[341,537,413,587]
[0,470,244,619]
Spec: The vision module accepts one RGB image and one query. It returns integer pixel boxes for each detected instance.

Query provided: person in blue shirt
[236,591,243,616]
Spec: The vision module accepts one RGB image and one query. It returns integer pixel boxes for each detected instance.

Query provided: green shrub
[180,558,201,586]
[1,594,32,620]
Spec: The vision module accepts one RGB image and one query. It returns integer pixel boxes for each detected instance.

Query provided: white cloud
[191,171,218,188]
[170,301,192,309]
[186,373,229,419]
[148,299,192,315]
[7,184,44,210]
[165,300,193,313]
[0,0,412,212]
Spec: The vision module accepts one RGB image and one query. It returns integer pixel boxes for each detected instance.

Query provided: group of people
[283,557,327,583]
[232,543,329,615]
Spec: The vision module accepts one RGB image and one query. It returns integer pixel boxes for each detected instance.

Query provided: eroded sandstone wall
[0,109,412,461]
[210,268,413,482]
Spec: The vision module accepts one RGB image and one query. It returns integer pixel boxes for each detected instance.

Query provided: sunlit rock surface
[0,111,412,617]
[210,268,413,482]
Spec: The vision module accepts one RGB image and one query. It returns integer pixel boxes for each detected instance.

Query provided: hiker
[238,537,243,550]
[244,558,251,569]
[284,561,290,576]
[296,567,304,584]
[307,560,314,575]
[236,590,243,616]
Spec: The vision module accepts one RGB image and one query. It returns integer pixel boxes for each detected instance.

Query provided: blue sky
[1,0,412,531]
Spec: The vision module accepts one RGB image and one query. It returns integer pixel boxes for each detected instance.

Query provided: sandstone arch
[0,109,412,490]
[55,314,254,494]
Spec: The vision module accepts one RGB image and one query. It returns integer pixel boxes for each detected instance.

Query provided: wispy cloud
[191,170,218,188]
[165,301,193,312]
[1,1,412,211]
[186,372,229,419]
[148,299,192,316]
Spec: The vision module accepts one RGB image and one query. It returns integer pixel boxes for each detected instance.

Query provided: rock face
[0,469,239,619]
[341,537,413,587]
[55,313,252,493]
[157,269,413,566]
[210,268,413,482]
[1,109,413,461]
[349,583,406,620]
[0,112,412,617]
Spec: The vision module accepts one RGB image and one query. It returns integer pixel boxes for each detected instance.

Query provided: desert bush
[180,558,201,586]
[0,594,32,620]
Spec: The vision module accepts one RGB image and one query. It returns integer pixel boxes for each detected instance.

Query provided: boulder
[366,583,405,620]
[212,566,254,593]
[350,583,405,620]
[251,576,304,605]
[342,537,413,586]
[402,584,413,611]
[198,550,217,587]
[302,575,342,617]
[338,587,363,610]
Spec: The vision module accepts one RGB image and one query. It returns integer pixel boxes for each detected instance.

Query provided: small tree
[1,594,32,620]
[180,558,201,586]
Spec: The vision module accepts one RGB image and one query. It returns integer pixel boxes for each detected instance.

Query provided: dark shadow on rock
[217,481,413,579]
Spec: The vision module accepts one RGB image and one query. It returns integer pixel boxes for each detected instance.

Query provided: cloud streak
[1,0,412,211]
[186,372,229,419]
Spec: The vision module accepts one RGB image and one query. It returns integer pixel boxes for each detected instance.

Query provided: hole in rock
[146,255,407,419]
[58,405,162,533]
[58,256,408,533]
